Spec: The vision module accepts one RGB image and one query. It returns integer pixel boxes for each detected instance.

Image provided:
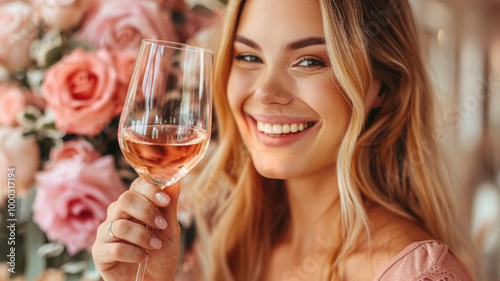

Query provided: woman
[93,0,481,280]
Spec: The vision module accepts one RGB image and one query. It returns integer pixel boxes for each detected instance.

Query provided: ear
[364,77,385,115]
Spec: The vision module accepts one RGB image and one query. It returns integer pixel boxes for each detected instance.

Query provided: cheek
[227,69,255,117]
[298,77,350,119]
[323,93,351,123]
[300,79,351,152]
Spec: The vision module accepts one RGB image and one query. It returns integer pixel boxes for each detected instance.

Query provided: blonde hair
[191,0,482,280]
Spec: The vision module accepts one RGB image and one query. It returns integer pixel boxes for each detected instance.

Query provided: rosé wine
[119,124,209,186]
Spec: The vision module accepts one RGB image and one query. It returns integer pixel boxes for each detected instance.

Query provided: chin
[255,167,290,180]
[251,158,294,180]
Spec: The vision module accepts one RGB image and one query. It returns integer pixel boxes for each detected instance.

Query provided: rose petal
[41,48,119,136]
[33,156,127,254]
[78,0,177,51]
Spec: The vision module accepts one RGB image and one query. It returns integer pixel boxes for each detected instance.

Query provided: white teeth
[257,121,312,135]
[272,124,281,134]
[282,124,290,134]
[264,123,272,134]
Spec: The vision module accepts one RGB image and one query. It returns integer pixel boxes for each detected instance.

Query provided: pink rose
[111,50,137,85]
[151,0,186,10]
[33,156,126,255]
[177,9,221,43]
[110,50,137,115]
[78,0,177,51]
[31,0,91,31]
[0,0,25,4]
[24,90,46,110]
[0,2,37,72]
[184,9,224,51]
[0,127,41,198]
[49,138,100,165]
[0,84,26,126]
[41,48,119,136]
[0,84,44,126]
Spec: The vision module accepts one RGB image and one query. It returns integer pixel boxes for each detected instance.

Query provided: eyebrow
[234,35,326,51]
[234,35,261,50]
[287,37,326,50]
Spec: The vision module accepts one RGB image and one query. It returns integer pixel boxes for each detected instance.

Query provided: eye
[295,57,326,68]
[234,54,263,63]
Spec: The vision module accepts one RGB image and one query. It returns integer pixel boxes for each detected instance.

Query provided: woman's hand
[92,178,181,281]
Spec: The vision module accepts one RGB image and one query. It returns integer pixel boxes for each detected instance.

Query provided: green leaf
[66,39,95,52]
[25,194,47,281]
[44,46,64,68]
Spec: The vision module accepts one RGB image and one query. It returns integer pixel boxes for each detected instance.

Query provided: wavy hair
[191,0,481,280]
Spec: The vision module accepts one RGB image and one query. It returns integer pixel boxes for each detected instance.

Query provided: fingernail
[154,216,168,229]
[150,236,163,249]
[155,192,170,205]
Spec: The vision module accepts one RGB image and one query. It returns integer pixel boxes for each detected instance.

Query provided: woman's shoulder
[373,240,475,281]
[349,205,475,281]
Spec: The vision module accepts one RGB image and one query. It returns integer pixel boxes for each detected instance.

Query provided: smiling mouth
[257,121,316,136]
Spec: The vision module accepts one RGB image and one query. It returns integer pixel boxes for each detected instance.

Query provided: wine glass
[117,39,213,281]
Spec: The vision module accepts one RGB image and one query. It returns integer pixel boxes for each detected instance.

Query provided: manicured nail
[154,216,168,229]
[150,236,163,249]
[155,192,171,205]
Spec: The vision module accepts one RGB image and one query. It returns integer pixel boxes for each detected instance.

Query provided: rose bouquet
[0,0,221,280]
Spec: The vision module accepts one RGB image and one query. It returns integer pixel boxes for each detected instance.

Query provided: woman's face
[227,0,351,180]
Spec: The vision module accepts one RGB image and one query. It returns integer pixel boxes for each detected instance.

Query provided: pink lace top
[176,240,475,280]
[373,240,475,281]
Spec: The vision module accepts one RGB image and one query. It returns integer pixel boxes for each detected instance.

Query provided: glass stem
[135,225,152,281]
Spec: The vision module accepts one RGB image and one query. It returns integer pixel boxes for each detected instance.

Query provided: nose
[253,69,293,106]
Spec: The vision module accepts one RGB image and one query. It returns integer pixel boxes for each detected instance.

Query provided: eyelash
[295,57,326,68]
[234,54,327,69]
[234,54,262,63]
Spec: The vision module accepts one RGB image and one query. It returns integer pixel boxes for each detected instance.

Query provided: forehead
[236,0,324,40]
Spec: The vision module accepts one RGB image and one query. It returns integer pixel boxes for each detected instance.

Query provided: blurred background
[0,0,498,280]
[409,0,500,279]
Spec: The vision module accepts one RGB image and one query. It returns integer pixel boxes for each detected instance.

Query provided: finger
[106,199,156,227]
[116,190,169,230]
[93,242,149,265]
[160,183,180,222]
[157,184,182,242]
[106,201,130,220]
[130,178,172,208]
[107,219,163,250]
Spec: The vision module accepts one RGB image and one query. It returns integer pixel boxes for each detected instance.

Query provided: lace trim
[411,266,463,281]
